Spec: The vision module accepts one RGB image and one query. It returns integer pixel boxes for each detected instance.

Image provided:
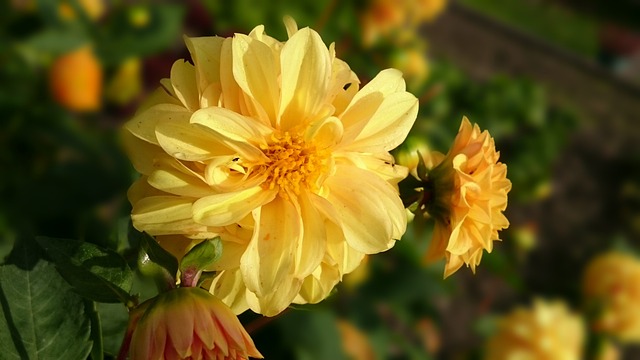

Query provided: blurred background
[1,0,640,359]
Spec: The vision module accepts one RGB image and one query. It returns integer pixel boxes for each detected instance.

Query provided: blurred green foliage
[459,0,600,57]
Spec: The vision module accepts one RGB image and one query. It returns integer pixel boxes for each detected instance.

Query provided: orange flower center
[261,132,327,198]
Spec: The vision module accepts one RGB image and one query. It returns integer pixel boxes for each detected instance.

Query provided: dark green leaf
[0,239,92,359]
[97,302,129,357]
[86,300,104,360]
[23,28,89,55]
[36,237,134,303]
[130,226,178,280]
[180,237,223,274]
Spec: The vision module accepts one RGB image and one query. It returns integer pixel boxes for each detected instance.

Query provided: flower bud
[121,287,262,360]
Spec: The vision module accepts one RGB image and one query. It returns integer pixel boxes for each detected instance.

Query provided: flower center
[261,132,327,198]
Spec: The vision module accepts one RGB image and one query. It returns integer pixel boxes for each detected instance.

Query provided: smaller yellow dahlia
[120,287,262,360]
[401,117,510,277]
[485,299,585,360]
[583,252,640,343]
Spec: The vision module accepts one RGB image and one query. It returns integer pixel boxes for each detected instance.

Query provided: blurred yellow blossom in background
[337,319,376,360]
[124,19,418,316]
[360,0,448,46]
[49,45,103,112]
[485,299,585,360]
[59,0,105,21]
[106,58,143,106]
[583,252,640,343]
[121,287,262,360]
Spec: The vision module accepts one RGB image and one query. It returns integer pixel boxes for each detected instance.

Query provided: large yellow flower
[583,252,640,343]
[401,118,510,277]
[485,299,585,360]
[124,19,418,316]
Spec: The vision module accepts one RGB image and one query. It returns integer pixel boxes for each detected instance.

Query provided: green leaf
[130,226,178,281]
[180,237,223,274]
[97,302,129,357]
[23,28,89,55]
[0,239,92,359]
[36,237,134,304]
[86,300,104,360]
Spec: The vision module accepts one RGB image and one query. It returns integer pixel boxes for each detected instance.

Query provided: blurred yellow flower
[124,19,418,316]
[402,118,510,277]
[121,287,262,360]
[106,58,142,106]
[337,319,376,360]
[361,0,448,46]
[583,252,640,343]
[50,46,102,112]
[485,299,585,360]
[391,45,430,90]
[59,0,105,20]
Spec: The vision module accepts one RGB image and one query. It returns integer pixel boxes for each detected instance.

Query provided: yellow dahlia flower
[124,19,418,316]
[400,118,510,277]
[120,287,262,360]
[583,252,640,343]
[485,299,585,360]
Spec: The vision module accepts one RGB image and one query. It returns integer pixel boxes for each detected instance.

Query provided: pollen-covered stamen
[261,132,327,197]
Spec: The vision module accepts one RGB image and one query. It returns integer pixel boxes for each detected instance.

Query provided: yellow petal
[210,269,250,315]
[219,38,242,114]
[283,15,298,38]
[125,103,191,145]
[132,196,192,224]
[206,240,247,271]
[240,196,301,296]
[297,262,340,304]
[147,159,213,198]
[340,68,406,128]
[325,165,405,253]
[293,190,326,278]
[199,82,222,108]
[191,106,273,145]
[326,47,359,114]
[135,86,181,114]
[131,196,208,235]
[192,187,277,227]
[155,120,235,161]
[304,116,343,149]
[232,34,279,123]
[336,151,408,185]
[279,27,332,130]
[184,35,225,93]
[424,221,449,262]
[121,129,168,175]
[170,60,200,112]
[325,232,366,276]
[127,176,165,206]
[246,277,302,317]
[342,91,418,152]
